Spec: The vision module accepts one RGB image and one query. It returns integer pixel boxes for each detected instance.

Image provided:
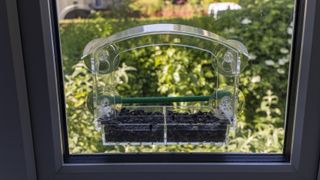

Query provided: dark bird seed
[100,108,229,144]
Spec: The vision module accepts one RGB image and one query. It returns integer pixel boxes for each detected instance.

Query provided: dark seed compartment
[166,111,229,143]
[99,107,230,145]
[101,108,164,143]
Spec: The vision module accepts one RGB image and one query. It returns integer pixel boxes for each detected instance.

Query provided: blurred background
[56,0,295,154]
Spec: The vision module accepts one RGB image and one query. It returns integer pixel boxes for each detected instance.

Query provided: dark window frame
[1,0,319,179]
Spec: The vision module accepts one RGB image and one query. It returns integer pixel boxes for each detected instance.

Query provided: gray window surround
[1,0,320,180]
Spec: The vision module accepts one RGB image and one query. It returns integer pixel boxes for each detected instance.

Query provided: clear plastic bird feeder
[82,24,249,145]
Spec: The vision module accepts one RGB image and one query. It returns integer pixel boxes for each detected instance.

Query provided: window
[4,0,320,179]
[57,0,297,156]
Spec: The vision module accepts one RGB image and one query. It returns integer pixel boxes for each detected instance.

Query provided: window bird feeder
[82,24,249,145]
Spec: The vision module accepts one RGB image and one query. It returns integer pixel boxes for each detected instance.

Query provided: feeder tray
[82,24,249,145]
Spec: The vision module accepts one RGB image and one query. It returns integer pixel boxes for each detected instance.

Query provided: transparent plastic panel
[83,24,249,145]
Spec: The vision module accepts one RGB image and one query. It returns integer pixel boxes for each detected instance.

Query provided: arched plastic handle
[82,24,249,60]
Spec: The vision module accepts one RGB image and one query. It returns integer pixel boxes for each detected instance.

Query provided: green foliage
[105,0,141,19]
[61,0,294,153]
[129,0,164,17]
[116,46,216,99]
[59,18,112,74]
[65,63,103,153]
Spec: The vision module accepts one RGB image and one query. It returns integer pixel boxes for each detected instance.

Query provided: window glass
[56,0,295,154]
